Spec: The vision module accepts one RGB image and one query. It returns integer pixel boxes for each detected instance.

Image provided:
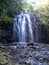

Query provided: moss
[0,29,3,36]
[0,56,4,63]
[0,29,3,32]
[0,29,3,40]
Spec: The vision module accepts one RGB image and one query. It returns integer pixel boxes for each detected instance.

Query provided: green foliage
[0,0,24,24]
[35,3,49,41]
[0,0,13,24]
[0,15,13,24]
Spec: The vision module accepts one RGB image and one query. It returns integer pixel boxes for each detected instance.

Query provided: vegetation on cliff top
[0,0,49,42]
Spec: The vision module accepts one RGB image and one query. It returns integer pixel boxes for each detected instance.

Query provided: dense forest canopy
[0,0,49,42]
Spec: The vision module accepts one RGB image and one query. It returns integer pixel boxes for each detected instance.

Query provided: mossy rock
[0,56,4,63]
[0,56,8,65]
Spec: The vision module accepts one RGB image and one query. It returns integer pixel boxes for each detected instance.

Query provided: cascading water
[13,13,42,43]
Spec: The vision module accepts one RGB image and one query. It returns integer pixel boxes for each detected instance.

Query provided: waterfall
[13,13,42,43]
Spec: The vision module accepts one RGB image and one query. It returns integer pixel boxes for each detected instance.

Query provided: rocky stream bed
[0,43,49,65]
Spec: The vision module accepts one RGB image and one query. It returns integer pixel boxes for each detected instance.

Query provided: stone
[0,61,8,65]
[27,43,34,46]
[24,61,31,65]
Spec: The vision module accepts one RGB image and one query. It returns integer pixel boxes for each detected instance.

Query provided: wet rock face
[29,13,42,42]
[13,12,45,43]
[13,13,34,42]
[30,13,48,43]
